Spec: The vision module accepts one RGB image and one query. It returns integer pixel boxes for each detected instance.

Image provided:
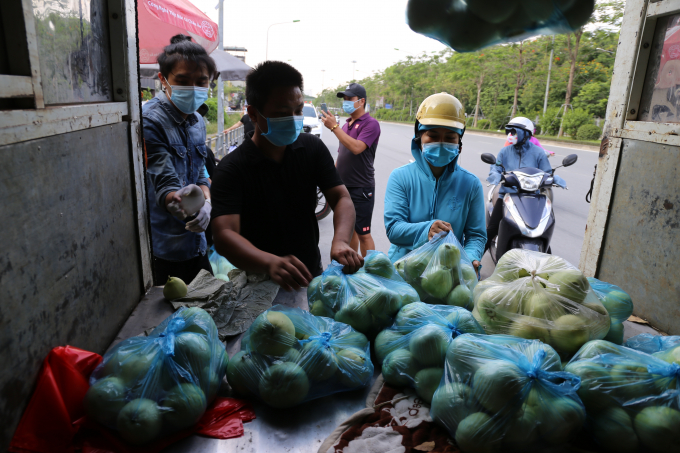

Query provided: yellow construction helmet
[416,92,466,131]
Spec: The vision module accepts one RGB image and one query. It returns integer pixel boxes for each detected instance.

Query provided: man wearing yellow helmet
[384,93,486,273]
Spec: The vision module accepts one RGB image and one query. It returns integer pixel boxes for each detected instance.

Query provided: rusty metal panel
[113,0,152,289]
[0,123,143,450]
[0,102,127,146]
[580,137,623,276]
[580,0,649,275]
[602,0,648,137]
[598,138,680,334]
[620,120,680,146]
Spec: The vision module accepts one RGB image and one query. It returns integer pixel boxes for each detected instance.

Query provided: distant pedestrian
[227,105,255,137]
[320,83,381,257]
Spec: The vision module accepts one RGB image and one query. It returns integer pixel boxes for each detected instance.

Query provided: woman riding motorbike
[384,93,486,274]
[485,117,566,253]
[502,117,554,157]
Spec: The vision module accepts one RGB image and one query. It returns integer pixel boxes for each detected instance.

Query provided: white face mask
[507,133,518,145]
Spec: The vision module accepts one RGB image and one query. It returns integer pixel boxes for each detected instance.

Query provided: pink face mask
[507,133,518,145]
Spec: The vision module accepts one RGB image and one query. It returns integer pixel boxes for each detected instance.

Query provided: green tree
[572,81,610,117]
[557,0,624,136]
[562,108,593,137]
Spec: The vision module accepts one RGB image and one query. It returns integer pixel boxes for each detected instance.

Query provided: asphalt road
[318,119,598,278]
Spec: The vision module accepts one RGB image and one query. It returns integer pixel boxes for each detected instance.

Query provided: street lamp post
[266,20,300,61]
[217,0,224,154]
[351,60,357,81]
[543,36,554,115]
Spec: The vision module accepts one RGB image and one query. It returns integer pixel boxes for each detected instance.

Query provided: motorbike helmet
[505,116,534,136]
[414,92,466,138]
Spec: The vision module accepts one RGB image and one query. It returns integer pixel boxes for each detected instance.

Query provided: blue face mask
[343,100,358,114]
[422,142,460,167]
[258,111,304,146]
[169,85,209,114]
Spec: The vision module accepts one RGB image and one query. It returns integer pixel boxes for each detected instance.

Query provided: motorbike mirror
[562,154,578,167]
[481,153,497,165]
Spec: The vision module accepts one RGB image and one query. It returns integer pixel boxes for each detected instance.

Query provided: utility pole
[217,0,224,154]
[409,86,414,117]
[352,60,356,81]
[543,35,555,115]
[321,69,325,92]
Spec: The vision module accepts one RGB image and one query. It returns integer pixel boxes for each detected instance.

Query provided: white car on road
[303,104,323,139]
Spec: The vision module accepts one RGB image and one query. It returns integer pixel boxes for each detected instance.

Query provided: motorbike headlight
[516,173,543,191]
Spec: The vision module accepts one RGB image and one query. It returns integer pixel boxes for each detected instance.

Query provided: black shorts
[347,186,375,236]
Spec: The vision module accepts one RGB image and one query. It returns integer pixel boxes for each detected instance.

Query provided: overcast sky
[190,0,448,96]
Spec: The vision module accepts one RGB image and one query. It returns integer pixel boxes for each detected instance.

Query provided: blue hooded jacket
[487,129,566,193]
[384,140,487,263]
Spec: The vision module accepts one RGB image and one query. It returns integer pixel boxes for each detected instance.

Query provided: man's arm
[211,215,312,291]
[226,121,244,132]
[319,111,367,155]
[323,185,364,273]
[144,119,183,211]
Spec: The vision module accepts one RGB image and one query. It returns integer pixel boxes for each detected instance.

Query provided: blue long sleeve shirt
[384,142,487,263]
[487,140,566,193]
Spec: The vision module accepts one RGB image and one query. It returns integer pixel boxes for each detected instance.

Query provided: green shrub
[573,82,610,118]
[488,105,511,129]
[204,97,219,123]
[466,117,474,127]
[477,119,491,130]
[562,108,593,137]
[576,124,602,141]
[537,107,561,136]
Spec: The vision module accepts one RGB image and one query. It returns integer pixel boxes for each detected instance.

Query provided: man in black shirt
[226,106,255,137]
[210,61,363,291]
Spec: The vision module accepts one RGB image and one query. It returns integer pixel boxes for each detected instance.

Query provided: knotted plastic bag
[432,333,585,452]
[208,246,236,281]
[587,277,634,344]
[625,334,680,369]
[307,260,421,337]
[85,307,229,445]
[393,231,478,309]
[565,340,680,453]
[356,250,405,282]
[406,0,595,53]
[374,302,485,402]
[471,249,610,357]
[226,305,374,408]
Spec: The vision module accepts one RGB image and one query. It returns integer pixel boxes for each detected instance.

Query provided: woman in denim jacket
[143,35,216,285]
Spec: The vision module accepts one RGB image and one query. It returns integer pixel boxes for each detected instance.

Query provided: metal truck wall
[0,123,143,449]
[597,138,680,334]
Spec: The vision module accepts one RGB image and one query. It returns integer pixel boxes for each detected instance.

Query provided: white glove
[167,184,205,220]
[186,200,211,233]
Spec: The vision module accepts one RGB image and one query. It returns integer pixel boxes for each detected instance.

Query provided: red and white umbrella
[138,0,219,64]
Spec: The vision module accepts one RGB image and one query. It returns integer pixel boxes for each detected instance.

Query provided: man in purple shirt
[320,83,381,257]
